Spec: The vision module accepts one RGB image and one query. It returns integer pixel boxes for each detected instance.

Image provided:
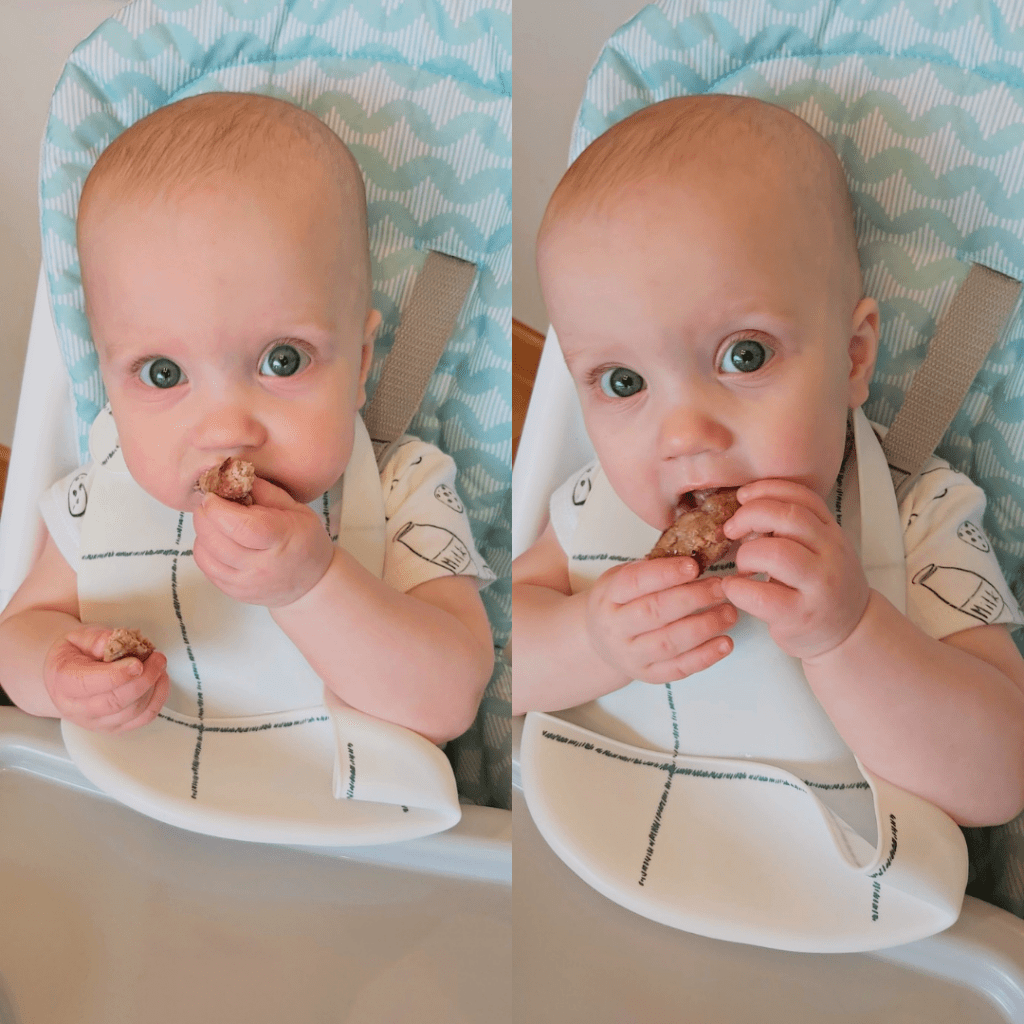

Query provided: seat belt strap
[882,263,1021,501]
[362,250,477,466]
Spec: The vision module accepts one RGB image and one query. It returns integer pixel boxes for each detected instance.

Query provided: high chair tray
[513,720,1024,1023]
[0,710,511,1024]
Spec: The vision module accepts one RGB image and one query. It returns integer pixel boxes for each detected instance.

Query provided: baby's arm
[802,604,1024,827]
[269,555,493,745]
[193,475,493,743]
[0,529,168,728]
[512,519,737,715]
[720,476,1024,827]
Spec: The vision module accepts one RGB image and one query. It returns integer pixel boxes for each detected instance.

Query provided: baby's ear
[355,309,380,409]
[847,297,880,409]
[363,307,381,344]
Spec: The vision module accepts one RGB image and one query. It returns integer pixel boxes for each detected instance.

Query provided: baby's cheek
[121,446,191,511]
[602,454,664,530]
[759,411,822,468]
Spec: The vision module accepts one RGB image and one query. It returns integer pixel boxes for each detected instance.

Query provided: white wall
[0,1,123,449]
[513,0,649,334]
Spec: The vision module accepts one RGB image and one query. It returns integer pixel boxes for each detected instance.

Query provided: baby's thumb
[64,623,115,661]
[248,476,299,510]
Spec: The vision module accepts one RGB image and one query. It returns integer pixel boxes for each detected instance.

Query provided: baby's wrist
[800,587,879,668]
[269,547,341,615]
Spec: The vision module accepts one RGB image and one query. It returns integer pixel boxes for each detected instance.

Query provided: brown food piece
[102,628,155,663]
[646,487,740,574]
[196,457,255,505]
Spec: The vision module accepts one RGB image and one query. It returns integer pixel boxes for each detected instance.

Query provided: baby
[513,95,1024,828]
[0,92,494,746]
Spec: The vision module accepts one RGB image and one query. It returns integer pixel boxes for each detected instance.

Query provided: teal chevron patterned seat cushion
[39,0,511,808]
[576,0,1024,912]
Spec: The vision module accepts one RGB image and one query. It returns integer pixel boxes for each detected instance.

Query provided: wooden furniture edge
[513,319,546,465]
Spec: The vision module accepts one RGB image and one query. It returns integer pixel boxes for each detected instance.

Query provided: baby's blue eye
[720,338,773,374]
[260,344,309,377]
[140,357,185,389]
[599,367,645,398]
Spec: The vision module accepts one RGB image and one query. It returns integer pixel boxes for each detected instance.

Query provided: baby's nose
[192,394,268,452]
[658,402,731,460]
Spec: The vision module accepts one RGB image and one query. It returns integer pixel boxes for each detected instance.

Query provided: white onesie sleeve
[901,456,1024,639]
[380,437,495,594]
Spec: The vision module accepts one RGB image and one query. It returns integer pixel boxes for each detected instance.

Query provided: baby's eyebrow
[560,346,600,371]
[561,353,596,379]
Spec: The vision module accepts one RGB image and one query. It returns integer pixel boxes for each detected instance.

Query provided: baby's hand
[192,478,336,607]
[586,555,737,684]
[44,625,169,732]
[720,478,870,660]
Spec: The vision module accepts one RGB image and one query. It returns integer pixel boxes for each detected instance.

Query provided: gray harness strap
[363,250,477,466]
[882,263,1022,501]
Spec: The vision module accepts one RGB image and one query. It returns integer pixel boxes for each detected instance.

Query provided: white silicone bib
[64,406,461,845]
[521,409,967,952]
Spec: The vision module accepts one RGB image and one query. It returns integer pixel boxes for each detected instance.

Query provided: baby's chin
[134,484,203,513]
[271,464,347,505]
[127,476,233,513]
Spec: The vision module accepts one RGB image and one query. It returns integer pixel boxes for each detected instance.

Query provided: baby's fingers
[633,600,737,678]
[50,645,165,717]
[197,493,281,550]
[63,623,124,662]
[48,639,149,699]
[720,575,800,623]
[601,555,699,604]
[248,477,300,510]
[89,665,171,733]
[723,499,823,550]
[736,479,834,523]
[639,633,735,685]
[621,574,730,634]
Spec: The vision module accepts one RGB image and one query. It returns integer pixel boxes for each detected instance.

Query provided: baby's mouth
[674,487,726,514]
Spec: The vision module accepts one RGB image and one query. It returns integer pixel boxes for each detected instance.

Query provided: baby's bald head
[539,95,863,313]
[78,92,372,315]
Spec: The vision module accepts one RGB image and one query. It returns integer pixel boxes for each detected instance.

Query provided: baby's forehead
[79,96,373,310]
[79,95,366,234]
[541,97,852,248]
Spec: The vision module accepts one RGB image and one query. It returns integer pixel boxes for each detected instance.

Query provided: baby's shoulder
[898,452,997,562]
[899,453,984,516]
[379,436,451,479]
[379,436,463,516]
[555,459,601,508]
[51,461,96,520]
[380,434,439,465]
[866,419,984,520]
